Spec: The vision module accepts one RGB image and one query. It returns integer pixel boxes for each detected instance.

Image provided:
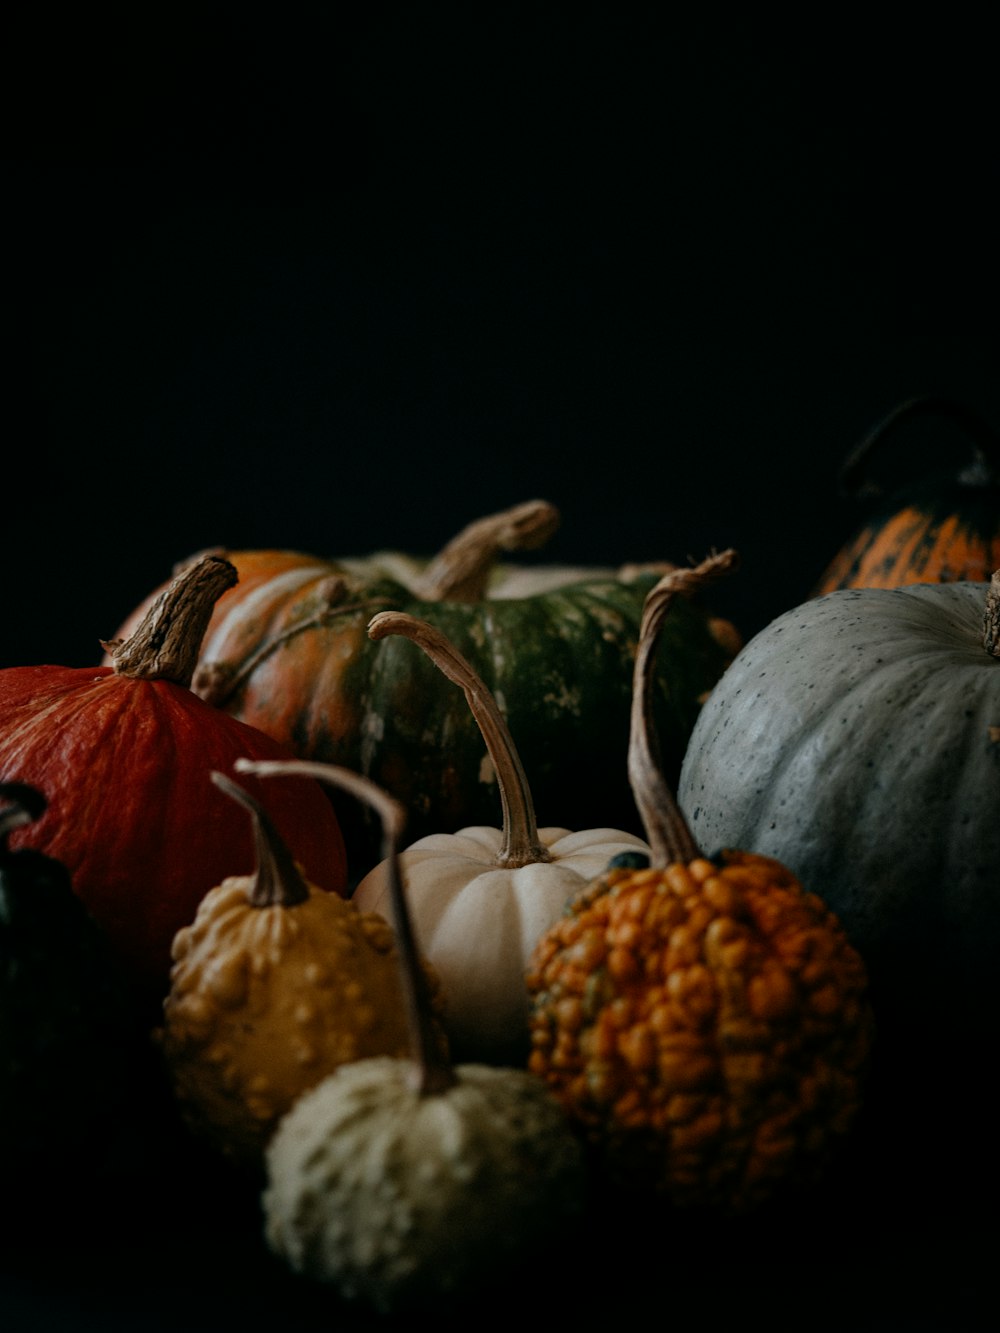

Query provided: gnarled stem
[103,555,238,687]
[368,611,550,868]
[629,550,740,868]
[412,500,560,602]
[235,757,455,1097]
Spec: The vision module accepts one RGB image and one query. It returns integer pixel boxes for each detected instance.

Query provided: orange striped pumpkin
[814,396,1000,595]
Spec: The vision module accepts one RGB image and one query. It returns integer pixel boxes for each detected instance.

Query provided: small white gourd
[351,611,651,1063]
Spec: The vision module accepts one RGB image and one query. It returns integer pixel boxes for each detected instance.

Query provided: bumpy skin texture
[0,666,347,989]
[263,1057,586,1313]
[160,878,445,1161]
[113,550,737,854]
[677,582,1000,1033]
[353,824,651,1064]
[526,855,873,1215]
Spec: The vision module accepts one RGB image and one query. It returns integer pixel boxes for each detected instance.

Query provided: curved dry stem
[210,771,311,908]
[412,499,560,602]
[234,757,454,1096]
[629,549,740,867]
[368,610,550,868]
[104,555,238,687]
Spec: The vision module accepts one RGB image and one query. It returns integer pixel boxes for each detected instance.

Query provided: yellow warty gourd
[159,771,445,1162]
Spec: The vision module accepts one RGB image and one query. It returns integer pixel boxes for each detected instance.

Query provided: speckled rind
[676,582,1000,1027]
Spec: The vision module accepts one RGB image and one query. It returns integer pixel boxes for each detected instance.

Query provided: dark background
[6,4,999,668]
[3,5,999,1330]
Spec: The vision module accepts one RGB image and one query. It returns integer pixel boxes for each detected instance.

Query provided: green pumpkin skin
[677,581,1000,1039]
[174,553,739,859]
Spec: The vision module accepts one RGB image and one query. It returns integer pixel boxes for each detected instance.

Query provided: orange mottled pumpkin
[814,396,1000,595]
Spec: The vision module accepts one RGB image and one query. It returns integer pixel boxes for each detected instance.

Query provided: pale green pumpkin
[677,576,1000,1041]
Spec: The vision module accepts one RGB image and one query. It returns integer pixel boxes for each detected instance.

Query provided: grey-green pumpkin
[677,576,1000,1041]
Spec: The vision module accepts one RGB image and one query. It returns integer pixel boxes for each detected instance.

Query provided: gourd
[677,571,1000,1048]
[159,769,445,1164]
[256,760,587,1314]
[1,782,138,1179]
[527,553,874,1215]
[0,555,347,995]
[814,395,1000,594]
[109,500,740,865]
[351,610,651,1064]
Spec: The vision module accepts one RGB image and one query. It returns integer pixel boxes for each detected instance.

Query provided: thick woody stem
[234,758,456,1097]
[985,570,1000,659]
[412,500,561,602]
[629,550,740,868]
[103,555,238,686]
[367,611,550,868]
[210,772,311,908]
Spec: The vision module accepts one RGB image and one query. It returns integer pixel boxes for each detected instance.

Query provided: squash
[109,501,740,866]
[526,553,874,1215]
[255,759,587,1314]
[814,395,1000,595]
[0,555,347,996]
[351,610,651,1064]
[159,769,446,1164]
[677,571,1000,1050]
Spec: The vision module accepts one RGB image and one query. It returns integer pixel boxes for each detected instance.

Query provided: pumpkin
[109,500,740,867]
[813,395,1000,595]
[257,760,586,1314]
[526,553,874,1215]
[0,555,347,996]
[159,769,446,1164]
[351,610,651,1064]
[677,571,1000,1051]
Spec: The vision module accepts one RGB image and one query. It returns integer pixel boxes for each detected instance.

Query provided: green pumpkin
[112,503,740,871]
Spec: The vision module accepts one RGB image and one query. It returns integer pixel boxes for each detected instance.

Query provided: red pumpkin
[0,556,348,995]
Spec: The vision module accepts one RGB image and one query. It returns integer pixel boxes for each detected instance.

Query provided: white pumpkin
[352,611,651,1064]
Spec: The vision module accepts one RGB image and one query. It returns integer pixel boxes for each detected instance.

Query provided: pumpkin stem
[629,551,740,868]
[0,782,47,849]
[985,571,1000,659]
[367,611,551,869]
[840,395,999,500]
[412,500,561,602]
[103,555,238,687]
[235,757,456,1097]
[210,771,311,908]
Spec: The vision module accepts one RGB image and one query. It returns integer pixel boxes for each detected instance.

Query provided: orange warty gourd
[526,552,874,1215]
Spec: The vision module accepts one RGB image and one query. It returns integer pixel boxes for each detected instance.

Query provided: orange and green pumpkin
[109,502,740,872]
[813,396,1000,595]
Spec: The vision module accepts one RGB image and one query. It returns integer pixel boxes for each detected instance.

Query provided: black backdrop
[6,5,999,666]
[4,6,999,1330]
